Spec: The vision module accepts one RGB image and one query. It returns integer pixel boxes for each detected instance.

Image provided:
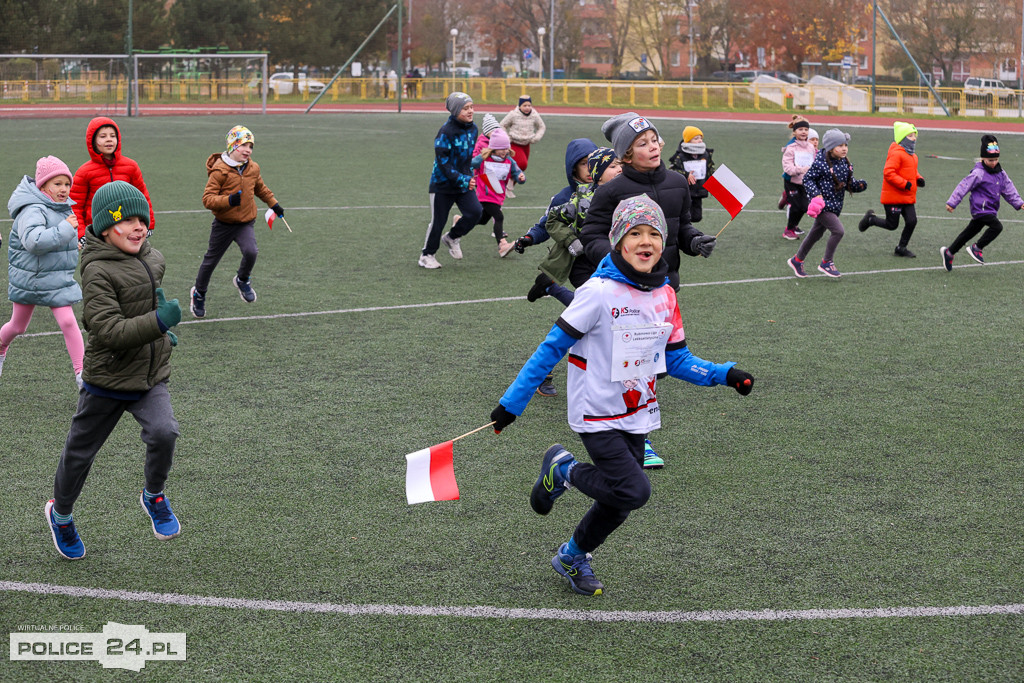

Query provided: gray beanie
[481,113,500,136]
[602,112,660,159]
[445,91,473,117]
[821,128,850,153]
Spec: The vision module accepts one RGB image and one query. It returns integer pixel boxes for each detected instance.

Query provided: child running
[190,125,283,317]
[787,129,867,279]
[780,116,815,240]
[466,128,525,257]
[940,134,1022,270]
[70,117,155,244]
[46,181,183,560]
[858,121,924,257]
[489,194,755,596]
[668,125,715,223]
[2,156,84,386]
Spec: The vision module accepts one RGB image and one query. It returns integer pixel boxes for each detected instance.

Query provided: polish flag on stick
[264,208,293,232]
[703,164,754,237]
[404,422,495,504]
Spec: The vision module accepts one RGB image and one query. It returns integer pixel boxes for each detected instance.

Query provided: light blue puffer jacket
[7,175,81,307]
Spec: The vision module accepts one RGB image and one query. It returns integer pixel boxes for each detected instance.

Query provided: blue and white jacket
[429,116,478,194]
[802,150,867,217]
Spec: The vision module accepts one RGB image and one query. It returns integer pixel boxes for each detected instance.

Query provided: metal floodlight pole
[306,3,398,113]
[1019,0,1023,117]
[397,0,403,113]
[126,0,133,116]
[548,0,554,99]
[871,0,877,113]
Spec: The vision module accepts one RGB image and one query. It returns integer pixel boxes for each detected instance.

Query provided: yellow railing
[1,77,1021,117]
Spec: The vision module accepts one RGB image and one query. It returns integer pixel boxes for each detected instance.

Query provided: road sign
[523,48,533,61]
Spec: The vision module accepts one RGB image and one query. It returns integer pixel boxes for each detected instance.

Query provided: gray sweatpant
[52,381,179,515]
[796,210,845,263]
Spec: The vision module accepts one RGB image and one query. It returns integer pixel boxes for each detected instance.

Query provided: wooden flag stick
[452,422,496,443]
[280,216,294,233]
[714,218,734,238]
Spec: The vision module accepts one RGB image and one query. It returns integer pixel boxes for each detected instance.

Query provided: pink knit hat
[489,128,511,150]
[35,156,73,189]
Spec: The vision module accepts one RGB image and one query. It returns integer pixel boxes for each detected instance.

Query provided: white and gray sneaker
[0,353,5,378]
[418,253,442,269]
[441,233,463,259]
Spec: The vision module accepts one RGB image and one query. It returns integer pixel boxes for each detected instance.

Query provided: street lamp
[537,26,545,82]
[450,28,458,88]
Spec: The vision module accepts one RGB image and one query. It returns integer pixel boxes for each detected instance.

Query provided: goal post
[131,52,268,115]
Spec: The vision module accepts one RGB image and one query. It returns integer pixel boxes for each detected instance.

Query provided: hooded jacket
[203,153,278,223]
[7,176,81,307]
[429,115,478,194]
[78,230,173,392]
[781,139,817,186]
[946,162,1023,217]
[880,142,923,205]
[69,117,155,239]
[523,138,599,244]
[802,150,867,216]
[572,162,702,290]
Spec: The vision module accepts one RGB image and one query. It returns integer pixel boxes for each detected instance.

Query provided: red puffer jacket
[69,117,155,238]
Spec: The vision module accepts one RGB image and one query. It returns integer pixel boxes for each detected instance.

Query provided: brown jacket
[202,153,277,223]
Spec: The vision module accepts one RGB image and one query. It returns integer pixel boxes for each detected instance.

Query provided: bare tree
[629,0,689,79]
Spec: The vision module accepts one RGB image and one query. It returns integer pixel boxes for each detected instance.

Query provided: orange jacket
[69,117,155,239]
[879,141,922,205]
[202,153,277,224]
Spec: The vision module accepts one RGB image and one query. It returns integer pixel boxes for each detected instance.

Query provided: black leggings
[866,203,918,248]
[949,214,1003,254]
[476,202,505,243]
[784,180,808,230]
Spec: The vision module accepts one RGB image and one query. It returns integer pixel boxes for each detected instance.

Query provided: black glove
[490,404,517,433]
[146,229,153,239]
[917,177,925,187]
[690,234,716,258]
[271,203,284,217]
[904,181,913,191]
[726,367,755,396]
[513,234,534,254]
[227,190,242,207]
[78,235,87,249]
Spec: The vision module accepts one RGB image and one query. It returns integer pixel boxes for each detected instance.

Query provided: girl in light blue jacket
[1,156,85,387]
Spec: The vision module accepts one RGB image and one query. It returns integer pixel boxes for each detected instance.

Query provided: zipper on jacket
[139,255,159,385]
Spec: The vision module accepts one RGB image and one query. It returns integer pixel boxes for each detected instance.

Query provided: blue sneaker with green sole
[530,444,575,515]
[552,543,604,596]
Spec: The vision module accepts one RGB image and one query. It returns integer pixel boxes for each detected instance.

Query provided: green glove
[167,330,178,347]
[155,288,182,329]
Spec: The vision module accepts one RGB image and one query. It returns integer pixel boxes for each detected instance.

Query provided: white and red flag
[264,207,277,230]
[405,440,460,504]
[703,164,754,219]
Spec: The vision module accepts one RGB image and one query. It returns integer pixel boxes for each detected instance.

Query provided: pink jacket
[782,139,817,185]
[473,153,523,206]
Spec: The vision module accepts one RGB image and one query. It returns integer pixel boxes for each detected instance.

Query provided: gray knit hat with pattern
[601,112,660,159]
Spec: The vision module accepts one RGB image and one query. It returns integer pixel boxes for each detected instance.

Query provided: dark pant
[689,197,703,223]
[867,203,918,248]
[423,191,483,256]
[949,214,1003,254]
[568,430,651,553]
[796,211,845,263]
[195,218,258,292]
[53,382,178,515]
[784,180,808,230]
[477,201,505,242]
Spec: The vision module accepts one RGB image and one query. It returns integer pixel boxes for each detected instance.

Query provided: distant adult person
[501,95,546,176]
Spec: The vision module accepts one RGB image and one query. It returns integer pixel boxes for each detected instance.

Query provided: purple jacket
[947,162,1023,217]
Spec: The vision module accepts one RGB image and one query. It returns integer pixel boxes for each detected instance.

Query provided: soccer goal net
[132,52,268,115]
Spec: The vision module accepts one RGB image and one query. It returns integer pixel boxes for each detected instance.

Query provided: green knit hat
[893,121,917,143]
[90,180,150,236]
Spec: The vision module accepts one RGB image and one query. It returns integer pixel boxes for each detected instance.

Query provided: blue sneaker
[140,491,181,540]
[552,543,604,596]
[530,444,575,515]
[643,439,664,469]
[233,275,257,303]
[45,499,85,560]
[817,260,842,278]
[967,243,985,264]
[189,286,206,318]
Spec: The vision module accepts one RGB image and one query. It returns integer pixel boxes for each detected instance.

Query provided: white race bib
[683,159,707,180]
[794,151,814,168]
[610,322,672,382]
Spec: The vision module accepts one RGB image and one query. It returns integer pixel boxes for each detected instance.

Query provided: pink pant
[0,303,84,373]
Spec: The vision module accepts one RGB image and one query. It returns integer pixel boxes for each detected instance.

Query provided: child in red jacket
[857,121,924,257]
[70,117,155,244]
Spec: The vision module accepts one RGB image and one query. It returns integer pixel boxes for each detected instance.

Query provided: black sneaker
[190,287,206,318]
[894,245,916,258]
[967,243,985,264]
[940,246,954,272]
[527,273,554,302]
[233,275,257,303]
[536,375,557,397]
[858,210,875,232]
[530,444,575,515]
[551,543,604,596]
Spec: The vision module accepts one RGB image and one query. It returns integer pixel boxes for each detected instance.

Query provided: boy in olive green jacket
[46,181,183,561]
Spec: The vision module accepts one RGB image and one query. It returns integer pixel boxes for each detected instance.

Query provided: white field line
[16,260,1024,340]
[2,581,1022,624]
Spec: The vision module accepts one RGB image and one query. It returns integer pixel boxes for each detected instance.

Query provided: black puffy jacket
[571,162,704,290]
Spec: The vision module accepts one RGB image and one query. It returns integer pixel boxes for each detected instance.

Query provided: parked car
[264,72,326,95]
[453,67,481,78]
[963,76,1016,103]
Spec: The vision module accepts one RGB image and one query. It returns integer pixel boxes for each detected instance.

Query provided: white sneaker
[506,187,516,199]
[75,371,83,389]
[0,353,5,378]
[418,253,442,269]
[498,238,515,258]
[441,233,463,259]
[452,214,462,228]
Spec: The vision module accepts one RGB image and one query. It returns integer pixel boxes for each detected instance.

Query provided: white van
[964,77,1016,102]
